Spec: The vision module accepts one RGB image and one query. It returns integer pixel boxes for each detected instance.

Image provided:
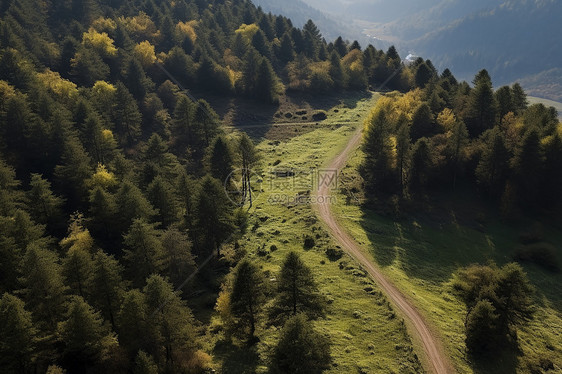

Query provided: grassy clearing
[205,92,425,373]
[332,147,562,373]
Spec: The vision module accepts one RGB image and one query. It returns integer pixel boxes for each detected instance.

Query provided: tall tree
[476,129,510,197]
[511,129,543,209]
[115,180,155,234]
[270,252,326,323]
[466,70,497,137]
[58,296,117,371]
[161,228,195,289]
[408,138,432,194]
[209,136,234,185]
[112,82,142,145]
[88,250,125,330]
[26,174,64,231]
[362,108,395,195]
[271,314,331,374]
[147,176,178,229]
[123,219,164,287]
[0,293,37,374]
[229,260,265,341]
[239,133,258,207]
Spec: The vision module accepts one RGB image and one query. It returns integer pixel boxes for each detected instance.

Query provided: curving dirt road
[314,126,453,374]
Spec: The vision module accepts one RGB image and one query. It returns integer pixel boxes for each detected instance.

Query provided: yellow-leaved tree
[133,41,156,68]
[82,28,117,57]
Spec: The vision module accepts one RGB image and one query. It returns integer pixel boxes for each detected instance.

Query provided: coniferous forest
[0,0,561,373]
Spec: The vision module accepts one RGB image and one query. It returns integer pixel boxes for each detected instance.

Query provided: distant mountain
[251,0,370,46]
[297,0,562,101]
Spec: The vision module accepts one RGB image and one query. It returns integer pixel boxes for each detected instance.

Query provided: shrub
[326,248,343,261]
[270,244,278,252]
[312,111,327,121]
[303,236,315,249]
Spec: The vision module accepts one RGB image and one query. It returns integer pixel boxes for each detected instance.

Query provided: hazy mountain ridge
[297,0,561,101]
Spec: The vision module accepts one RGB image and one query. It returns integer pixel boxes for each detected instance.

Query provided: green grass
[331,148,562,373]
[205,92,425,373]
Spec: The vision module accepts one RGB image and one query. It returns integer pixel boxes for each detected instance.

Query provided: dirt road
[314,126,453,374]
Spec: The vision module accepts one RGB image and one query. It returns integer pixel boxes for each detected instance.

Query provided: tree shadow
[470,348,520,374]
[213,339,261,374]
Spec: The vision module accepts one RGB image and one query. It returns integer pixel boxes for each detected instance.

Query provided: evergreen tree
[0,293,37,374]
[143,274,196,365]
[62,245,93,298]
[270,252,326,323]
[195,176,235,257]
[147,176,178,228]
[125,58,153,100]
[230,260,265,340]
[115,181,155,233]
[89,187,117,240]
[541,134,562,210]
[209,136,234,184]
[511,83,528,114]
[133,351,158,374]
[333,36,347,58]
[408,138,432,194]
[329,51,345,90]
[194,99,219,147]
[255,59,280,104]
[445,120,469,189]
[511,129,543,209]
[123,219,164,287]
[26,174,64,230]
[465,299,499,355]
[395,116,411,194]
[495,86,514,123]
[238,133,258,207]
[113,82,142,145]
[117,290,147,358]
[476,129,510,197]
[89,250,125,330]
[0,158,22,216]
[19,244,68,331]
[466,70,497,137]
[362,108,395,195]
[271,314,331,374]
[410,103,436,141]
[161,228,195,289]
[58,296,116,370]
[278,33,295,63]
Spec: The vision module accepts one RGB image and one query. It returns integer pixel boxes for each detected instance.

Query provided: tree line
[361,65,562,218]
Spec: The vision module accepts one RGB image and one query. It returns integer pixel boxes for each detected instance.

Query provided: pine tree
[0,158,22,216]
[26,174,64,230]
[209,136,234,184]
[446,120,469,189]
[241,48,262,97]
[255,59,280,104]
[194,99,219,147]
[117,290,147,358]
[270,252,326,323]
[0,293,37,373]
[329,51,345,90]
[466,70,497,137]
[62,246,93,298]
[89,187,117,240]
[54,135,93,207]
[147,176,178,229]
[143,274,196,365]
[362,108,395,195]
[125,58,153,100]
[495,86,514,123]
[408,138,432,194]
[115,181,155,233]
[511,129,543,209]
[58,296,117,370]
[112,82,142,145]
[271,314,331,374]
[88,250,125,330]
[133,351,158,374]
[511,83,528,114]
[230,260,265,340]
[541,134,562,210]
[19,244,68,331]
[123,219,164,287]
[161,228,195,289]
[194,176,235,257]
[278,33,294,63]
[333,36,348,58]
[410,103,436,141]
[395,116,411,194]
[172,96,195,149]
[476,129,510,197]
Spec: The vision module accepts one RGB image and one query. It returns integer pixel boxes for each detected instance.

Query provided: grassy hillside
[330,145,562,373]
[203,92,425,373]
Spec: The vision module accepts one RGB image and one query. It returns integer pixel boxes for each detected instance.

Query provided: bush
[270,244,278,252]
[514,243,559,271]
[325,248,343,261]
[303,236,315,249]
[312,111,327,121]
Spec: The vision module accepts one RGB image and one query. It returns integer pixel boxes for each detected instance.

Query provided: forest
[0,0,560,373]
